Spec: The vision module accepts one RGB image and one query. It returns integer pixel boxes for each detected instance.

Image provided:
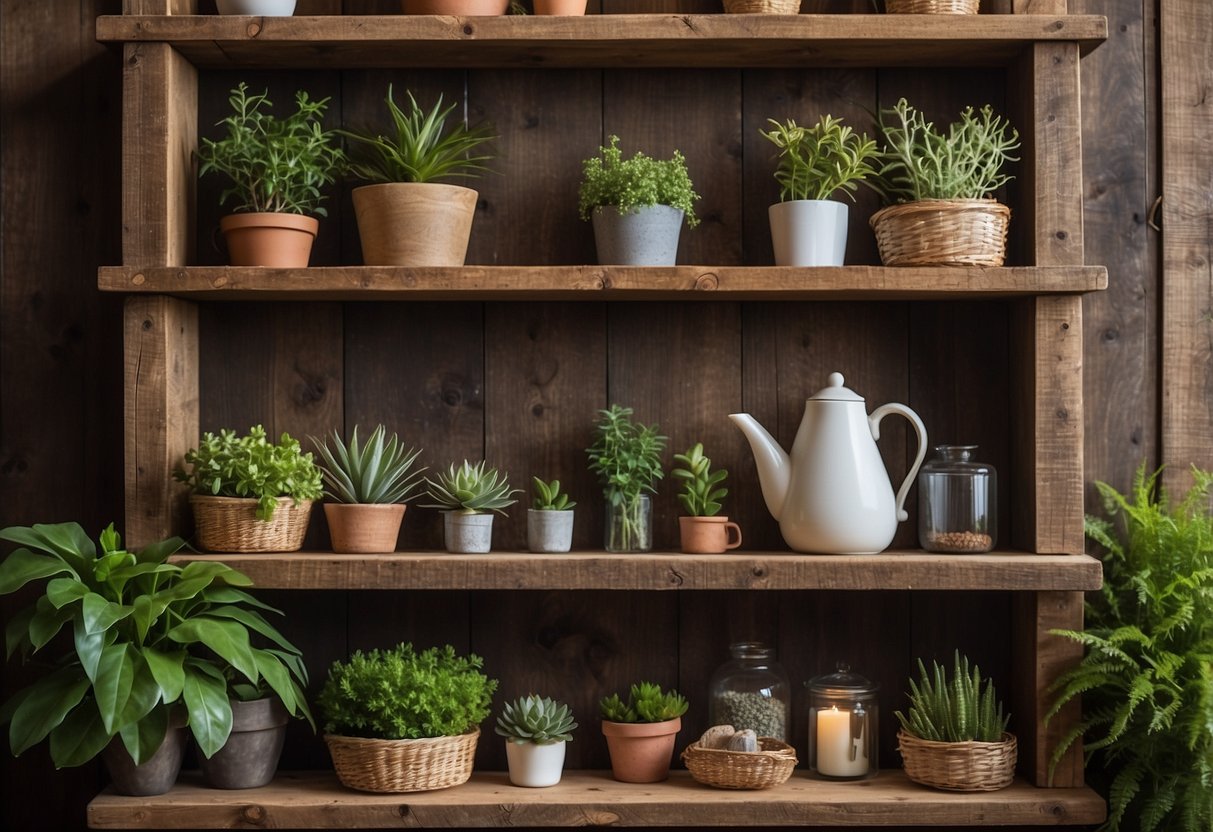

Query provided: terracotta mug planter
[351,183,478,266]
[601,717,681,783]
[679,516,742,554]
[220,212,318,268]
[534,0,588,13]
[402,0,509,13]
[324,503,406,554]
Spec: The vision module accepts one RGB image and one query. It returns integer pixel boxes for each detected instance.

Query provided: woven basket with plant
[885,0,979,14]
[722,0,801,13]
[682,735,797,790]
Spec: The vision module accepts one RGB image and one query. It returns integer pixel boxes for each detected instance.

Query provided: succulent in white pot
[528,477,576,553]
[495,695,578,788]
[422,460,520,553]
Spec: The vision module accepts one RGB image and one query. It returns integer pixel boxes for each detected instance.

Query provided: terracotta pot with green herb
[527,477,576,553]
[586,405,667,553]
[422,460,520,553]
[673,443,741,554]
[600,682,688,783]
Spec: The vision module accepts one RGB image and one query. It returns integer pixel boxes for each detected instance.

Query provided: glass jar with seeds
[707,641,790,741]
[917,445,997,554]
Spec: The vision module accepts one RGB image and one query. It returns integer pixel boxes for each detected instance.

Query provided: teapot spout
[728,413,790,522]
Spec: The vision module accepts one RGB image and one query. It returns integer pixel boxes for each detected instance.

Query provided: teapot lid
[809,372,864,402]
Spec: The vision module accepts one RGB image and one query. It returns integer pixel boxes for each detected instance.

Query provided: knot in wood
[241,804,266,824]
[245,22,262,38]
[132,273,146,286]
[694,272,719,291]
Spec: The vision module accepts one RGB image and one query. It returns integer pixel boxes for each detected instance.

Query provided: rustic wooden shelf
[99,265,1107,301]
[86,770,1106,828]
[167,550,1103,591]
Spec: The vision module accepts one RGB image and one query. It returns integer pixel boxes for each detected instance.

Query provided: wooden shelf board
[167,550,1103,591]
[87,770,1106,828]
[98,265,1108,301]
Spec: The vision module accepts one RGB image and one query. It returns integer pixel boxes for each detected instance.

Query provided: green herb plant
[495,695,577,745]
[197,83,346,216]
[311,424,425,505]
[317,643,497,740]
[599,682,689,724]
[175,425,323,521]
[422,460,521,515]
[1046,465,1213,832]
[578,136,701,227]
[672,443,728,517]
[894,651,1009,743]
[586,405,667,552]
[532,477,575,512]
[760,115,879,203]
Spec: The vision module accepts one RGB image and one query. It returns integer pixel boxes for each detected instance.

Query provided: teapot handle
[868,403,928,523]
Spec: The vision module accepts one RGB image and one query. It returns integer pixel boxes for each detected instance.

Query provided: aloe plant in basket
[599,682,688,783]
[672,443,741,554]
[422,460,520,553]
[528,477,576,554]
[586,405,666,553]
[496,695,578,787]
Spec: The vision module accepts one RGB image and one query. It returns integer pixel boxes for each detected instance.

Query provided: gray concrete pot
[444,511,495,553]
[102,722,188,796]
[591,205,685,265]
[527,509,575,553]
[198,698,288,789]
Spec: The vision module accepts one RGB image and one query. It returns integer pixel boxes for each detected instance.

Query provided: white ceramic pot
[527,509,574,553]
[216,0,297,14]
[443,511,495,553]
[768,199,849,267]
[505,740,567,787]
[591,204,684,266]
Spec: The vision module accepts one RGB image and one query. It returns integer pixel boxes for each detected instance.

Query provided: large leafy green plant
[0,522,311,768]
[311,424,426,505]
[1047,465,1213,832]
[578,136,701,226]
[760,115,879,203]
[586,405,667,551]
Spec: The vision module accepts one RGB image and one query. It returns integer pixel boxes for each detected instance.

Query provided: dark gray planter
[198,698,288,789]
[102,723,188,796]
[591,205,685,265]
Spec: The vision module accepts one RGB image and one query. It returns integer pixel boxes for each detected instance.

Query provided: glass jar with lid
[917,445,997,553]
[807,663,878,780]
[707,642,791,741]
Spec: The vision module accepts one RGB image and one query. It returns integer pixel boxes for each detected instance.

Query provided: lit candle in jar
[816,705,868,777]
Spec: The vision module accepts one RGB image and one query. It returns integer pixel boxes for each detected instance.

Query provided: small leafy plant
[197,83,346,216]
[760,115,879,203]
[578,136,701,227]
[317,643,497,740]
[311,424,426,505]
[496,695,578,745]
[422,460,521,515]
[586,405,667,552]
[894,651,1009,743]
[175,425,323,521]
[672,443,728,517]
[532,477,575,511]
[600,682,689,724]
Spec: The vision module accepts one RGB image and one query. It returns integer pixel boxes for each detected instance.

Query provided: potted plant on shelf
[340,86,496,266]
[870,97,1020,267]
[599,682,688,783]
[317,642,497,793]
[534,0,587,13]
[894,651,1015,792]
[528,477,576,553]
[495,695,578,787]
[884,0,979,15]
[197,83,345,268]
[578,135,701,266]
[216,0,296,14]
[760,115,879,267]
[586,405,667,553]
[672,443,742,554]
[174,425,323,553]
[422,460,520,553]
[311,424,426,554]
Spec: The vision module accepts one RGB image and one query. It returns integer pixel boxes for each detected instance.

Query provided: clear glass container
[917,445,997,553]
[807,664,879,780]
[708,642,791,741]
[604,494,652,553]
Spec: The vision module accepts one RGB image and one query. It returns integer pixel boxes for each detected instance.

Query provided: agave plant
[422,460,520,515]
[495,695,578,745]
[311,424,425,505]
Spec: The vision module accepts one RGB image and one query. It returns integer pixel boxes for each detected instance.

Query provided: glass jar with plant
[495,694,578,787]
[422,460,520,553]
[672,442,741,554]
[577,135,701,266]
[528,477,576,554]
[586,405,667,553]
[197,82,345,267]
[599,682,689,783]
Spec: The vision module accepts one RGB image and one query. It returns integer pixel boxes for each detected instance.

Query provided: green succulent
[760,114,879,203]
[600,682,688,724]
[895,651,1009,743]
[532,477,575,511]
[422,460,520,515]
[311,424,425,505]
[672,443,728,517]
[495,695,578,745]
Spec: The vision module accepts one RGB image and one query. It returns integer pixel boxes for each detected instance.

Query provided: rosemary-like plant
[311,424,425,504]
[578,136,701,227]
[585,405,667,551]
[760,115,879,203]
[532,477,575,511]
[895,651,1009,743]
[422,460,520,515]
[671,443,728,517]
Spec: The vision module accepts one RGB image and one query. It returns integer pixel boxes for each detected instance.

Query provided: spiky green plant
[895,651,1009,743]
[495,695,578,745]
[310,424,425,505]
[671,443,728,517]
[600,682,688,724]
[422,460,520,515]
[1047,464,1213,832]
[532,477,575,511]
[760,114,879,203]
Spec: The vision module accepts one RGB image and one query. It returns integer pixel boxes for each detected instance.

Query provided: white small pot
[443,511,495,553]
[527,509,574,553]
[591,205,684,266]
[216,0,297,14]
[769,199,849,267]
[505,740,567,787]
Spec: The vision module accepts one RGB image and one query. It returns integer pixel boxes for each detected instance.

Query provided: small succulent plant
[532,477,575,511]
[671,443,728,517]
[422,460,520,515]
[495,695,578,745]
[311,424,426,504]
[895,651,1010,743]
[600,682,689,724]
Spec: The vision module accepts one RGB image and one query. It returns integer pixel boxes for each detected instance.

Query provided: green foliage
[311,424,425,505]
[317,643,497,740]
[872,98,1020,203]
[0,522,311,767]
[174,425,323,522]
[1047,465,1213,832]
[577,136,701,227]
[599,682,689,724]
[422,460,521,515]
[895,651,1009,743]
[532,477,575,512]
[341,85,496,184]
[586,405,667,551]
[197,83,345,216]
[672,443,728,517]
[495,695,577,745]
[760,115,879,203]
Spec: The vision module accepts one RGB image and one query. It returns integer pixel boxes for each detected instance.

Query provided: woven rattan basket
[870,198,1010,267]
[885,0,980,13]
[897,730,1016,791]
[723,0,801,13]
[325,728,480,793]
[190,495,313,553]
[681,737,798,790]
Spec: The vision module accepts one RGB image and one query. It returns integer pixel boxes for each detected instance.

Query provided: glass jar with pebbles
[707,642,790,741]
[917,445,997,554]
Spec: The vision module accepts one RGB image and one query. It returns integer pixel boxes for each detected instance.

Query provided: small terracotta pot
[324,503,406,554]
[534,0,588,13]
[601,717,681,783]
[351,183,478,266]
[220,212,318,268]
[679,516,742,554]
[402,0,509,13]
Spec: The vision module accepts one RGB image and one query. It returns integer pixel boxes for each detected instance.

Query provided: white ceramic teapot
[729,372,927,554]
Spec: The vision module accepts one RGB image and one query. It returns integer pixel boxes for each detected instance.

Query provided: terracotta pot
[402,0,509,13]
[678,516,743,554]
[324,503,406,554]
[220,212,318,268]
[351,183,478,266]
[534,0,588,13]
[601,717,681,783]
[198,698,288,790]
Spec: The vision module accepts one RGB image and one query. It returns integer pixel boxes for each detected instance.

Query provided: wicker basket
[897,730,1016,791]
[681,737,798,790]
[885,0,980,13]
[870,199,1010,267]
[325,728,480,793]
[190,495,313,553]
[723,0,801,12]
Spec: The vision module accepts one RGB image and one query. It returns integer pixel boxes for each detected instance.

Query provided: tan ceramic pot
[678,516,742,554]
[402,0,509,13]
[220,212,318,268]
[601,718,681,783]
[324,503,406,554]
[351,183,478,266]
[534,0,588,13]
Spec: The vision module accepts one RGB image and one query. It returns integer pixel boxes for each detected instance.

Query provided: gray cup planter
[591,205,685,265]
[527,509,575,553]
[102,722,188,796]
[444,511,495,553]
[768,199,849,266]
[198,698,288,789]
